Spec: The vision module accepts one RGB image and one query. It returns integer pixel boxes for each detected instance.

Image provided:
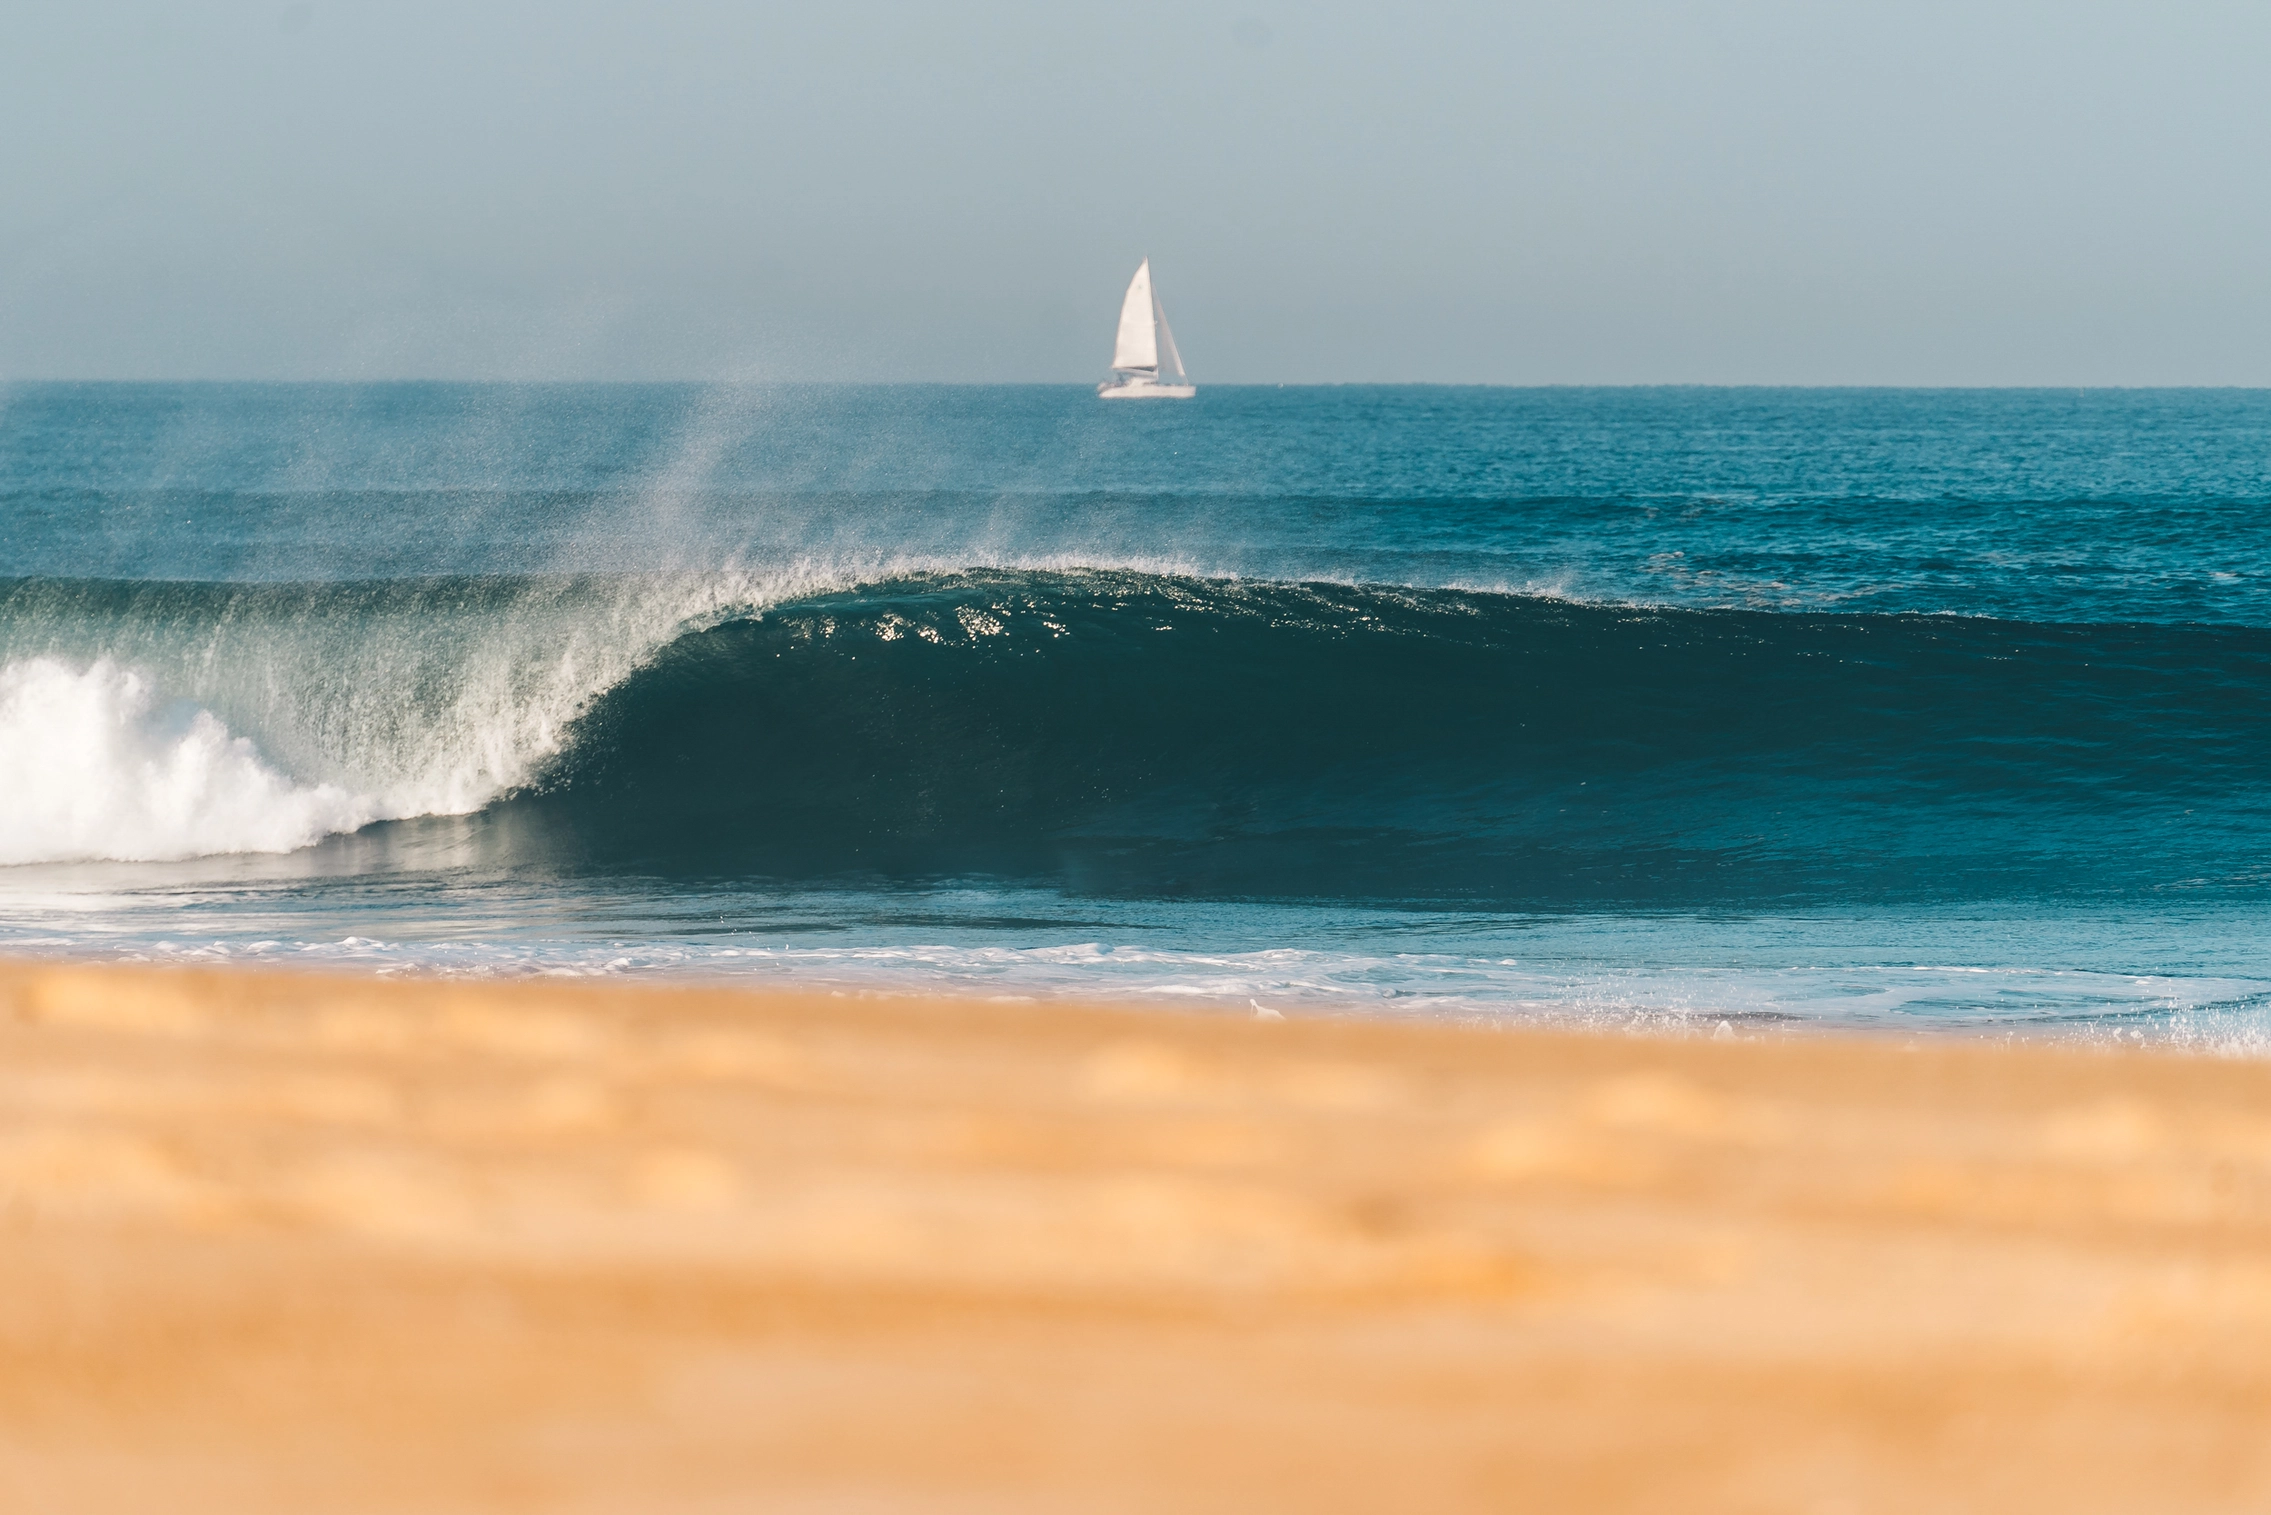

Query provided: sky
[4,1,2269,385]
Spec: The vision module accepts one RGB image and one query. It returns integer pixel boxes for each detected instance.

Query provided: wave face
[485,569,2271,903]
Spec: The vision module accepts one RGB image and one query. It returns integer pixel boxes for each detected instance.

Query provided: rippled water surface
[5,383,2269,1046]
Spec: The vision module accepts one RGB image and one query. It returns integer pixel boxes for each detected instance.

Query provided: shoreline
[3,940,2254,1057]
[5,958,2270,1510]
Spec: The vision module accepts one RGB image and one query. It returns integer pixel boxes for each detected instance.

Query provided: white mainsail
[1111,259,1158,372]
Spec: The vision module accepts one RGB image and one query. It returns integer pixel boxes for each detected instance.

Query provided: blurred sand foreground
[3,963,2270,1513]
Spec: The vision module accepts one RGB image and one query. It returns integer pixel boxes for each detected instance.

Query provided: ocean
[4,382,2270,1048]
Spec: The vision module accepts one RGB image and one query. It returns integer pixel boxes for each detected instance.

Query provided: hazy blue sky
[5,2,2269,383]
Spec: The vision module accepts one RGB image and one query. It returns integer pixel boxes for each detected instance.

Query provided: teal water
[3,383,2268,1047]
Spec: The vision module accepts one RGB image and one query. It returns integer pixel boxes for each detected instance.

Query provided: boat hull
[1097,379,1197,399]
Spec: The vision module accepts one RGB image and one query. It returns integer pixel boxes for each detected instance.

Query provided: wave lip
[0,657,376,865]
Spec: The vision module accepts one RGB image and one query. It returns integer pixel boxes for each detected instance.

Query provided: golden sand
[3,960,2269,1511]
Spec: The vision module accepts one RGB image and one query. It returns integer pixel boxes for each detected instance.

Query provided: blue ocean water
[4,382,2270,1047]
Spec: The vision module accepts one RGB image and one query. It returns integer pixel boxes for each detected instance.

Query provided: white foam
[0,657,378,865]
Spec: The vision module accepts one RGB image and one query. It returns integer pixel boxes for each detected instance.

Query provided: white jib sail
[1153,294,1186,383]
[1111,260,1158,372]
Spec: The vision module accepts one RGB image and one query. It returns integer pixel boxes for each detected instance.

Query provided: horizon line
[6,379,2270,392]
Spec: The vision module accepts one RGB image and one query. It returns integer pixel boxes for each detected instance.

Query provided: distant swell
[492,570,2271,902]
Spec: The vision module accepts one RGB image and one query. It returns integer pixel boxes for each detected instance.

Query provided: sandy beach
[3,959,2269,1512]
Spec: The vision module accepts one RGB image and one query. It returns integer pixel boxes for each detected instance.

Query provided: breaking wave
[7,568,2271,902]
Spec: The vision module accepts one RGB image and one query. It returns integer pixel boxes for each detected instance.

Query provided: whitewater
[0,571,780,861]
[6,382,2271,1048]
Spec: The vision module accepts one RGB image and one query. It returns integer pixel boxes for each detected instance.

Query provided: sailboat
[1097,258,1196,399]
